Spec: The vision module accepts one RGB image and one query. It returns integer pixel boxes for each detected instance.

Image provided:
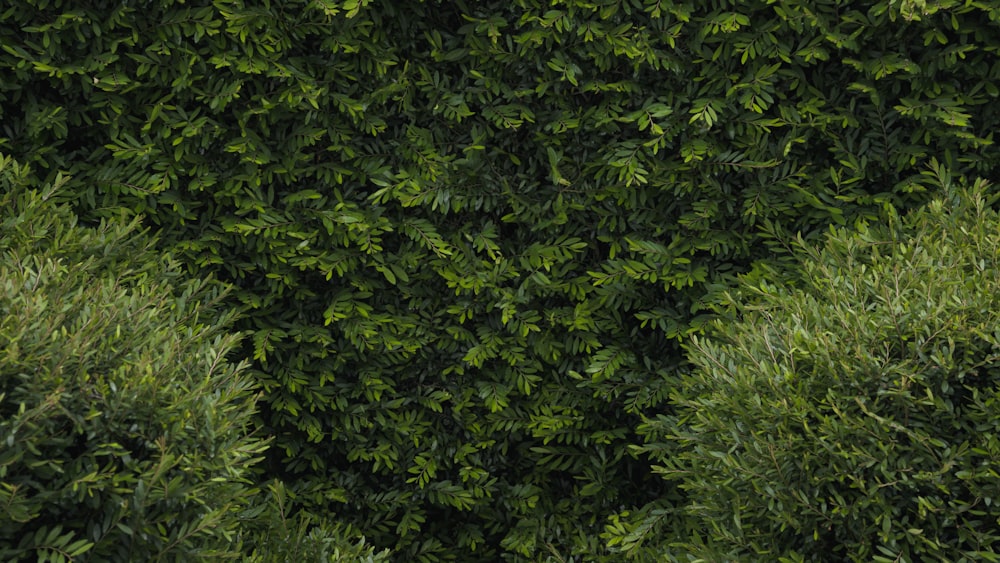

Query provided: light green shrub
[0,155,268,561]
[649,170,1000,561]
[239,479,391,563]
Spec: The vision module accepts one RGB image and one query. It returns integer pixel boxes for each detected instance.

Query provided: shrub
[239,480,391,563]
[651,169,1000,561]
[0,154,268,561]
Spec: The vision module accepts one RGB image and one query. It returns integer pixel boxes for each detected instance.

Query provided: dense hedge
[0,155,266,561]
[2,0,1000,559]
[646,173,1000,561]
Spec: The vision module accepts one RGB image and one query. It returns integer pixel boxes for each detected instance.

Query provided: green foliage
[3,0,1000,559]
[650,174,1000,561]
[0,154,269,561]
[240,480,391,563]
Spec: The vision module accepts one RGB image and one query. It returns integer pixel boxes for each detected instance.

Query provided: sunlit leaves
[0,159,268,561]
[654,178,1000,560]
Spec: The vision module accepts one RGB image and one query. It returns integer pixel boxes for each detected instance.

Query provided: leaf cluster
[0,155,391,562]
[650,173,1000,561]
[0,155,269,560]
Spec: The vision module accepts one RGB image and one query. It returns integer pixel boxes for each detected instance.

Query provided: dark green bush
[3,0,1000,558]
[0,155,269,561]
[648,170,1000,561]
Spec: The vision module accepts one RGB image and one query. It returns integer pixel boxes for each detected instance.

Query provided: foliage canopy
[2,0,1000,559]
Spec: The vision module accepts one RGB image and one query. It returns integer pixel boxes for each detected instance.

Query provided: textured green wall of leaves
[2,0,999,559]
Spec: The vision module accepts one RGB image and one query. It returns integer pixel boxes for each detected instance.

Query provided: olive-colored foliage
[0,154,390,562]
[3,0,1000,559]
[240,480,391,563]
[0,154,267,561]
[648,172,1000,561]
